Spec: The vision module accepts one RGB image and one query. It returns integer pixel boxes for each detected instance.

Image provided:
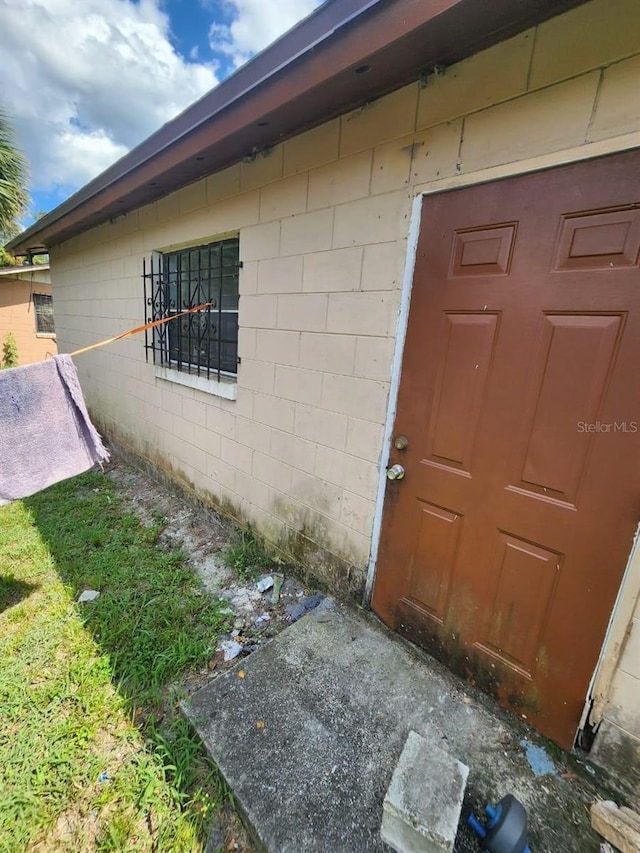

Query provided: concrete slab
[183,604,606,853]
[381,730,468,853]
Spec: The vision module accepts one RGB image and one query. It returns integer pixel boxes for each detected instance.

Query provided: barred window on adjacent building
[144,237,240,380]
[33,293,55,335]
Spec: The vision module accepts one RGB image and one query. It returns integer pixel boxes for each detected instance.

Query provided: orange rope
[68,302,213,357]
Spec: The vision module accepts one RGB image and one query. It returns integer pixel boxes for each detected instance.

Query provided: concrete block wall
[51,0,640,589]
[591,548,640,806]
[51,0,640,754]
[608,614,640,735]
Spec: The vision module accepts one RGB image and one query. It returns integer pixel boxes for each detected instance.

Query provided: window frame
[144,235,240,384]
[32,292,56,337]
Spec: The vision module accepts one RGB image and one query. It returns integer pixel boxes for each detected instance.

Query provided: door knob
[387,464,405,481]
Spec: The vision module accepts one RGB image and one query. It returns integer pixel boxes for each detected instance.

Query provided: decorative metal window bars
[33,293,55,334]
[143,238,240,381]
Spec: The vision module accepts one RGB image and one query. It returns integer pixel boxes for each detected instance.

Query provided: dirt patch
[105,457,327,852]
[108,464,235,594]
[106,459,326,655]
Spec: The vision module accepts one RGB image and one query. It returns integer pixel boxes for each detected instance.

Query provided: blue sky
[167,0,235,69]
[0,0,321,226]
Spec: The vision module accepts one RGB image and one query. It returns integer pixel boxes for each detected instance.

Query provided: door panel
[430,312,499,470]
[516,313,624,503]
[477,531,561,677]
[407,500,461,621]
[371,150,640,748]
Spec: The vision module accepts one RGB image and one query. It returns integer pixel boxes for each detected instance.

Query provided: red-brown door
[371,150,640,748]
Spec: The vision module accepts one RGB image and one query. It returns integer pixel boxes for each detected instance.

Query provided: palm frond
[0,110,29,237]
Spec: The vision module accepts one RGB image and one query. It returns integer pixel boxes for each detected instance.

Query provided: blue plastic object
[467,795,532,853]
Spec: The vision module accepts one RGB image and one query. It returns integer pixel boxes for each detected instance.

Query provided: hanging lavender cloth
[0,354,109,504]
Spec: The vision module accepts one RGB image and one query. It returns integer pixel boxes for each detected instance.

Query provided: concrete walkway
[184,602,610,852]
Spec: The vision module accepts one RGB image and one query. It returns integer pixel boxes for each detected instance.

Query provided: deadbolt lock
[393,435,409,451]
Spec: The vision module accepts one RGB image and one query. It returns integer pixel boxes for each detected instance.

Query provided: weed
[0,470,234,852]
[224,528,276,582]
[1,331,18,368]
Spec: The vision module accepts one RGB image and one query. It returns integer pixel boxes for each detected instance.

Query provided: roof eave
[8,0,590,256]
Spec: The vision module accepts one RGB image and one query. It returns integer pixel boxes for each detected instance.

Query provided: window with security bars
[33,293,55,335]
[143,237,239,380]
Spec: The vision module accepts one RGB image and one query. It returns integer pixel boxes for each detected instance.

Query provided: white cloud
[46,130,129,191]
[0,0,218,199]
[209,0,322,68]
[0,0,325,213]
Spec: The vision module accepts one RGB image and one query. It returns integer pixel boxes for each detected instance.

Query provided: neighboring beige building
[10,0,640,799]
[0,265,56,364]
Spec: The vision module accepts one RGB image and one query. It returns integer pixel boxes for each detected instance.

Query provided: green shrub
[2,331,18,368]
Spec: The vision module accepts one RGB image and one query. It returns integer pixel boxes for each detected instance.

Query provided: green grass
[223,528,276,582]
[0,470,233,852]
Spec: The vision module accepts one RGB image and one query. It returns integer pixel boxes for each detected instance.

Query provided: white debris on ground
[256,576,274,593]
[221,583,264,615]
[212,575,328,667]
[77,589,100,603]
[219,640,244,662]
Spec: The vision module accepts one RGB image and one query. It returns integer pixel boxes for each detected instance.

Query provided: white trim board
[364,193,422,604]
[155,366,237,400]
